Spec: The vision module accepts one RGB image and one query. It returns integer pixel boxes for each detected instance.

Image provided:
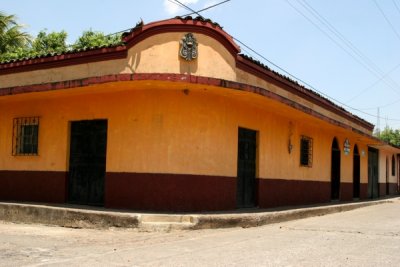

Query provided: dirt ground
[1,199,400,266]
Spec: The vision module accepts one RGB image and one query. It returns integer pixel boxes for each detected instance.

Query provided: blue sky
[2,0,400,130]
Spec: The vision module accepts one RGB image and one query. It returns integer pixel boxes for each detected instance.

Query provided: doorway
[331,138,341,200]
[386,157,389,195]
[368,147,379,199]
[68,120,108,206]
[353,145,360,198]
[237,127,257,208]
[398,155,400,194]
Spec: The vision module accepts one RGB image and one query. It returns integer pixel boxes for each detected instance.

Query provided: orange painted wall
[0,82,373,184]
[0,32,371,137]
[124,33,236,79]
[378,150,398,184]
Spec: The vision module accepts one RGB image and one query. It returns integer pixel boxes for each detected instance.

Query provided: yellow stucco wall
[0,81,372,184]
[0,58,128,89]
[0,33,236,88]
[123,33,236,79]
[235,69,371,135]
[378,150,398,183]
[0,31,371,137]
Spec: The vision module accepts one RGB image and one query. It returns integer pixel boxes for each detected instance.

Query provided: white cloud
[163,0,200,15]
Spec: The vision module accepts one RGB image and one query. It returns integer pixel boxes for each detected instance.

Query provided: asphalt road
[1,199,399,267]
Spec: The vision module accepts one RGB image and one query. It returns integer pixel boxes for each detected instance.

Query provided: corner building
[0,17,399,211]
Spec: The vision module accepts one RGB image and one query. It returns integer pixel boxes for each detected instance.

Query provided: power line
[233,36,400,122]
[104,1,230,39]
[104,0,231,38]
[347,62,400,104]
[163,0,400,123]
[297,0,400,101]
[393,0,400,16]
[171,0,204,18]
[373,0,400,42]
[357,98,400,111]
[287,0,400,100]
[285,1,379,80]
[182,0,231,17]
[286,0,400,118]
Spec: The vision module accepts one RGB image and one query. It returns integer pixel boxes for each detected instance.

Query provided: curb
[0,198,397,230]
[0,203,139,229]
[191,199,395,229]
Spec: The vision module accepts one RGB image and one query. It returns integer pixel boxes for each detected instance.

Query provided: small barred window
[300,136,313,167]
[12,117,39,156]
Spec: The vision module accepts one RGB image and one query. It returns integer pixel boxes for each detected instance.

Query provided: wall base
[0,171,379,212]
[106,172,236,212]
[0,171,66,203]
[257,178,331,208]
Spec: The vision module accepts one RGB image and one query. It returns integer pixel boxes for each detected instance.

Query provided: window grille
[12,117,39,156]
[300,135,313,167]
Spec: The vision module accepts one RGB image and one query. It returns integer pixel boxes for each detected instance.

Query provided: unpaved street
[1,199,400,266]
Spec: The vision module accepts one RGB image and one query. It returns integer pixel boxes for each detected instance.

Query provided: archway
[331,138,341,200]
[353,145,360,198]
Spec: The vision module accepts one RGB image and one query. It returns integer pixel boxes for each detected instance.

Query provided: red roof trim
[122,18,240,57]
[236,55,374,131]
[0,46,127,75]
[0,73,374,135]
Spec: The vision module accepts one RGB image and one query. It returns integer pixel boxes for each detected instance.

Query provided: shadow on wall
[126,51,141,74]
[179,56,198,75]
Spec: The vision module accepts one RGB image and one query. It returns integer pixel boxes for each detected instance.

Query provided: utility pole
[385,116,388,129]
[376,107,381,136]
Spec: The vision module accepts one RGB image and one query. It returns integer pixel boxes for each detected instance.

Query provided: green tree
[1,13,122,62]
[73,29,121,50]
[0,11,31,60]
[31,30,68,55]
[1,29,68,62]
[0,46,31,61]
[378,126,400,146]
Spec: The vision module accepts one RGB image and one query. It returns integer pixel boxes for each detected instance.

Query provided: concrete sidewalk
[0,198,397,231]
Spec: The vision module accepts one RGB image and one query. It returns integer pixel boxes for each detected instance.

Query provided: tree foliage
[0,11,31,55]
[1,11,122,62]
[378,126,400,147]
[0,29,68,61]
[32,30,68,54]
[72,30,121,50]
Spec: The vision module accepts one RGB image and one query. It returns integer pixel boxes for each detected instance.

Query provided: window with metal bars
[300,135,313,167]
[12,117,39,156]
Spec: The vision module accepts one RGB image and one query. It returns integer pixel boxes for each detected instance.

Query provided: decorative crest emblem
[179,33,198,61]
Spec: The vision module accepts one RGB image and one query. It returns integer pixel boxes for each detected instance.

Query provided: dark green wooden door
[68,120,107,206]
[368,148,379,199]
[331,138,341,200]
[353,146,360,198]
[237,127,257,208]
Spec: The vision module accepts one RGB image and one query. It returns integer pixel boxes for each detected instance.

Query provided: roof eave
[236,54,374,132]
[0,45,128,75]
